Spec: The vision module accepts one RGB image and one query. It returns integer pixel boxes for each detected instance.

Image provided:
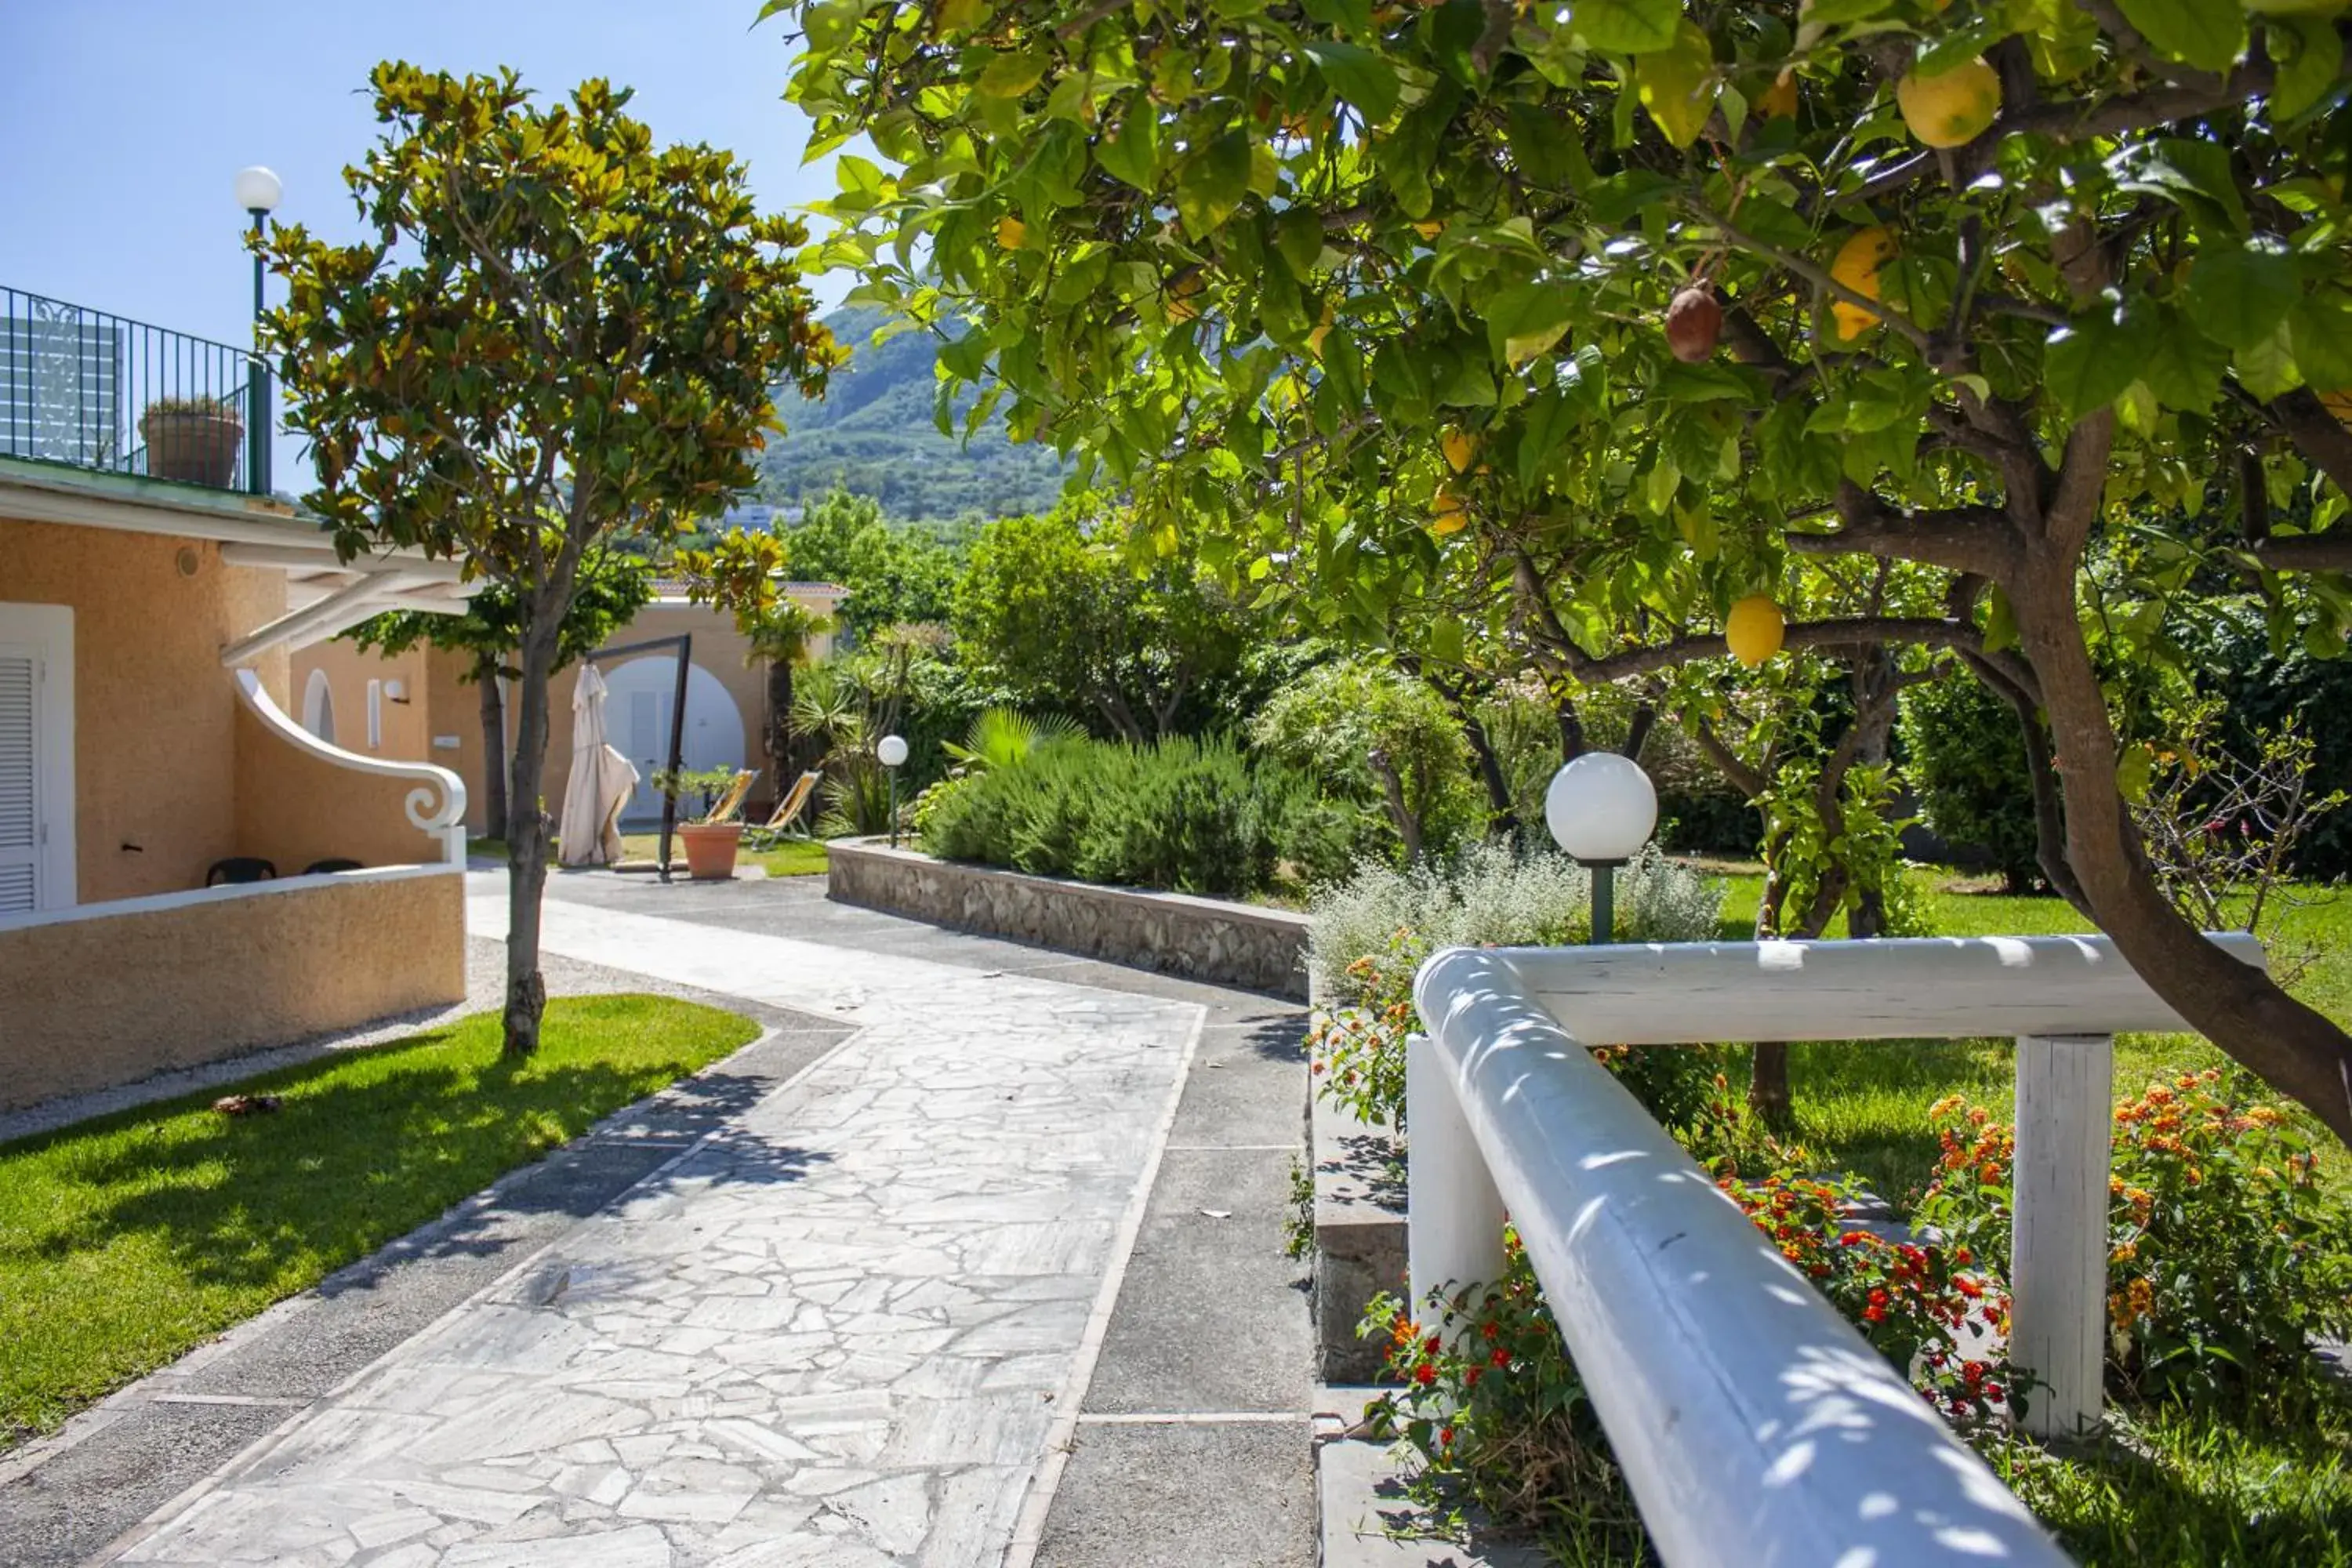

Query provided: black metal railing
[0,285,269,495]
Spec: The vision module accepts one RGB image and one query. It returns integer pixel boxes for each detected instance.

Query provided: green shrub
[1362,1232,1646,1560]
[1249,658,1485,862]
[1897,674,2042,891]
[1302,844,1730,1131]
[918,734,1348,898]
[1916,1072,2352,1417]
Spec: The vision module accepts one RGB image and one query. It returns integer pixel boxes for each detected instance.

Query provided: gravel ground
[0,938,713,1145]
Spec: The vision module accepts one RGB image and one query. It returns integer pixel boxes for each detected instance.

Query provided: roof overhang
[0,460,481,663]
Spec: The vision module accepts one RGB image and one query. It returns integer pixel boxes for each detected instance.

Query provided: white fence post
[1406,1031,1506,1333]
[2011,1033,2113,1439]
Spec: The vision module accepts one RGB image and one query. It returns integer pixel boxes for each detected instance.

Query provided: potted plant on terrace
[652,764,755,880]
[138,395,244,488]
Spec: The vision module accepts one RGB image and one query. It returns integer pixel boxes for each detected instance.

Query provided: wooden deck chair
[762,770,822,836]
[706,768,757,824]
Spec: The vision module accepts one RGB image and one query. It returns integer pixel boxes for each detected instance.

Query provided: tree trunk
[1557,696,1586,762]
[1459,707,1519,834]
[1367,746,1425,864]
[2009,552,2352,1147]
[765,656,794,805]
[1748,1042,1793,1124]
[1095,690,1146,744]
[475,656,509,840]
[503,619,562,1060]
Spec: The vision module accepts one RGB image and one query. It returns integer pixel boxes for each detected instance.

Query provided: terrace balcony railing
[1410,932,2266,1568]
[0,284,270,496]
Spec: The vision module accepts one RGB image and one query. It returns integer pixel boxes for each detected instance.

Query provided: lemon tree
[780,0,2352,1144]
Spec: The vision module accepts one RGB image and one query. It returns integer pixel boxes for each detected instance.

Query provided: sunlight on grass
[753,839,829,877]
[0,996,758,1446]
[1704,869,2352,1201]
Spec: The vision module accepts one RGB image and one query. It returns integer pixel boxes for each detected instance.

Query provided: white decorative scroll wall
[234,670,467,866]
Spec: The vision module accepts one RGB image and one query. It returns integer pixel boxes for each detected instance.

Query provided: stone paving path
[104,890,1205,1567]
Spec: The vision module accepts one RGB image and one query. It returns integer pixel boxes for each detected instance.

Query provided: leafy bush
[917,734,1351,898]
[1362,1232,1646,1559]
[1249,657,1485,863]
[1916,1073,2352,1417]
[1897,674,2042,891]
[2180,601,2352,881]
[1303,843,1728,1131]
[1306,840,1726,1004]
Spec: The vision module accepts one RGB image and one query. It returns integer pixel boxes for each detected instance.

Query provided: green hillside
[760,307,1067,521]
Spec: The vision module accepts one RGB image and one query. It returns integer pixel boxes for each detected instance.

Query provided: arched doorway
[301,668,337,745]
[601,656,746,823]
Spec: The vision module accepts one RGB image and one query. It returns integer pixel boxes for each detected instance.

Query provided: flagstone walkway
[102,887,1213,1566]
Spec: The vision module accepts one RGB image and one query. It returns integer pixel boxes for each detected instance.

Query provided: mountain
[760,307,1068,522]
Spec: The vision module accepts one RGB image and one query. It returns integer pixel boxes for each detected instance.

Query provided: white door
[0,605,74,915]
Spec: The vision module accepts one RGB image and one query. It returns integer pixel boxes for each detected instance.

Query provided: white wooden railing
[1410,933,2265,1568]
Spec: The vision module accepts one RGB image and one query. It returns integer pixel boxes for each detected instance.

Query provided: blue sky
[0,1,851,481]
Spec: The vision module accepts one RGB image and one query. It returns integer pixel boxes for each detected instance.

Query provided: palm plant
[742,600,832,793]
[944,706,1085,775]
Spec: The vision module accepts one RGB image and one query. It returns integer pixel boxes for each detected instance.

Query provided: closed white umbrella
[557,664,640,867]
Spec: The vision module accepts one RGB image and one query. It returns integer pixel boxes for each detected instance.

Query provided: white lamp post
[233,165,282,496]
[877,733,909,846]
[1544,751,1658,943]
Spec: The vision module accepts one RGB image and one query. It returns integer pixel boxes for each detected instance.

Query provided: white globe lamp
[234,165,283,218]
[1544,751,1658,943]
[877,734,909,846]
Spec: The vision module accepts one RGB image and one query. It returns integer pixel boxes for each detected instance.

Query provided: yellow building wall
[290,590,844,834]
[0,516,288,900]
[0,869,466,1110]
[232,699,458,873]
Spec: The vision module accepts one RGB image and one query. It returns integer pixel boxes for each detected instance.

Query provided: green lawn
[752,837,829,877]
[0,995,760,1449]
[1708,869,2352,1203]
[612,832,829,879]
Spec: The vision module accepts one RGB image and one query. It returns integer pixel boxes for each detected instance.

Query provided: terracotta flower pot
[140,406,245,488]
[678,822,744,880]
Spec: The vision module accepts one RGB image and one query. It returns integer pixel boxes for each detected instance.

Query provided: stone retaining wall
[826,839,1311,1000]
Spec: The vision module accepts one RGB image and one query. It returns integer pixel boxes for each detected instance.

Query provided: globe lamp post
[233,165,282,495]
[877,733,909,847]
[1543,752,1659,944]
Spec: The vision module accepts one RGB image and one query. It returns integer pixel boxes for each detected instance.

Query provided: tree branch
[2004,56,2278,143]
[1786,482,2021,577]
[2260,386,2352,502]
[1572,615,1988,684]
[1690,201,1935,355]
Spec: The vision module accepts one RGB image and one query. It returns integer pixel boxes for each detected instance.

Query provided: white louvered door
[0,647,45,913]
[0,605,73,916]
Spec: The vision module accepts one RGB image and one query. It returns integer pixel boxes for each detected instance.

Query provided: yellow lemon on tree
[1442,428,1479,473]
[1828,227,1896,343]
[1167,270,1204,322]
[1432,490,1470,535]
[995,215,1026,250]
[1896,56,2002,149]
[1725,593,1786,667]
[1307,300,1335,357]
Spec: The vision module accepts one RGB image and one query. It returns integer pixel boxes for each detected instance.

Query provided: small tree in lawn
[341,546,654,836]
[266,63,834,1055]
